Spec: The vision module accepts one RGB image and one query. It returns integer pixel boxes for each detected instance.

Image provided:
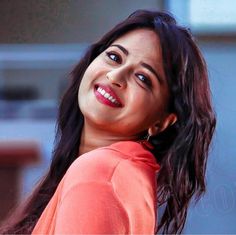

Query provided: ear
[148,113,177,136]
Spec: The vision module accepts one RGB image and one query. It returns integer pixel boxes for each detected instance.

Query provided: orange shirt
[32,141,160,234]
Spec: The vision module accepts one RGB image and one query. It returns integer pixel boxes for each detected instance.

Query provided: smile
[97,87,118,103]
[94,84,123,108]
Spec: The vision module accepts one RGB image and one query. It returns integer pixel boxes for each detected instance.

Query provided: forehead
[111,29,162,63]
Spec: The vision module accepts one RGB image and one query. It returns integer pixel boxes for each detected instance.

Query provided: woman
[0,10,216,234]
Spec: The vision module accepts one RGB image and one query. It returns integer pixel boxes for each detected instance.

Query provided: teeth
[96,86,119,104]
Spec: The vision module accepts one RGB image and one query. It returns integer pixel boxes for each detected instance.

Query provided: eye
[106,52,122,64]
[136,73,152,87]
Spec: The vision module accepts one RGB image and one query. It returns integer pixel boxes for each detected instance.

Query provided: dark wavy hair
[0,10,216,234]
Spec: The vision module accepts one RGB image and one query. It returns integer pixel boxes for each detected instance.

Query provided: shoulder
[58,141,158,233]
[61,141,158,201]
[61,145,131,193]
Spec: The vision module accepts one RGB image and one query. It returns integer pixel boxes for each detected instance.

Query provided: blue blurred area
[0,120,55,198]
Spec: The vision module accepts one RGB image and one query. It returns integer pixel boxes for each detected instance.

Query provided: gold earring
[138,132,154,150]
[146,133,151,142]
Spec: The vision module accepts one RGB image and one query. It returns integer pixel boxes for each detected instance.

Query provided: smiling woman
[78,28,176,154]
[0,10,216,234]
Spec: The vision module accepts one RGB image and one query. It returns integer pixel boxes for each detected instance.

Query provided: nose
[106,67,128,89]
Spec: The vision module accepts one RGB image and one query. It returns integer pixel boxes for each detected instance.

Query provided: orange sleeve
[54,181,130,234]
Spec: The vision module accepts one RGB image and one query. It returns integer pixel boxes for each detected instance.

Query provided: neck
[78,120,142,155]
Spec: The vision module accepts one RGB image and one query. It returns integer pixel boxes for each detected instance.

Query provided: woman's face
[78,28,173,138]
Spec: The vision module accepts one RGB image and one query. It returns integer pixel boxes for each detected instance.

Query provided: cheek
[79,62,104,92]
[128,92,154,120]
[82,63,108,88]
[78,60,108,108]
[130,91,167,123]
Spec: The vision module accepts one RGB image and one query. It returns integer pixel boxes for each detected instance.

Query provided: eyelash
[105,51,152,88]
[135,73,152,87]
[106,51,122,64]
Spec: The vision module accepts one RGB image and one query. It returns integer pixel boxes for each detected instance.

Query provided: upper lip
[95,83,123,107]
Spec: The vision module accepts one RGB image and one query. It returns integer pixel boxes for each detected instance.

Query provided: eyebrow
[110,44,163,82]
[111,44,129,55]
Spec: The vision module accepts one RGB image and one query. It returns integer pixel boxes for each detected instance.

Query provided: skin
[78,29,177,155]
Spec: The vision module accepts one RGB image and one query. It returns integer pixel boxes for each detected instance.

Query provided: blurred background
[0,0,235,233]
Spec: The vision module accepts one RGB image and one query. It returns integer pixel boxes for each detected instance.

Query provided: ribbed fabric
[32,141,160,234]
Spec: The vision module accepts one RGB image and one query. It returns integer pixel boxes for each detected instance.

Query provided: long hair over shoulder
[0,10,216,234]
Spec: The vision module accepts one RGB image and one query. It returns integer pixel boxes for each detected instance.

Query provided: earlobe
[148,113,177,136]
[147,125,160,137]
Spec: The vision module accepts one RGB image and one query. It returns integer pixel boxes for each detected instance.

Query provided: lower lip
[94,87,121,108]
